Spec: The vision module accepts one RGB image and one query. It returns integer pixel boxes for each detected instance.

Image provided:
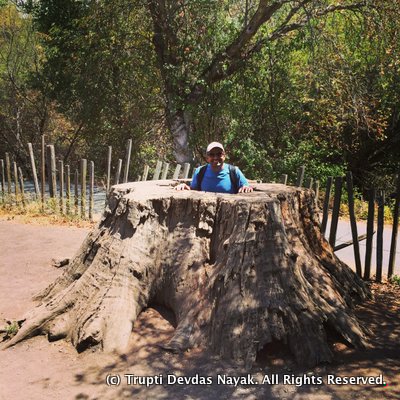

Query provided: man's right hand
[175,183,191,191]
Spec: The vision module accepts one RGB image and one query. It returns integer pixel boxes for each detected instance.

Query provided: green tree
[283,2,400,188]
[0,2,48,168]
[17,0,398,190]
[188,1,400,188]
[146,0,371,162]
[25,0,166,173]
[28,0,370,165]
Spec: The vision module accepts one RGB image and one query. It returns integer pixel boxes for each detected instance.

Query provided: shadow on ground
[71,283,399,400]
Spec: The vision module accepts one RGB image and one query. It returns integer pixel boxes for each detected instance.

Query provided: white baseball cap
[206,142,224,153]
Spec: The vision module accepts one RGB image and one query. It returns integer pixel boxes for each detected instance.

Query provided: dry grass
[0,195,98,228]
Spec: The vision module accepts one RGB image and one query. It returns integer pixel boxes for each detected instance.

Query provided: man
[175,142,253,193]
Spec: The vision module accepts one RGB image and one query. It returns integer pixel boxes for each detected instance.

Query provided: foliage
[389,275,400,286]
[0,2,46,167]
[186,1,400,188]
[0,0,399,192]
[339,198,395,223]
[1,321,19,337]
[24,0,168,176]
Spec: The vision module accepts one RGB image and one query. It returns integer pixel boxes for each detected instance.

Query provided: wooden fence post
[321,176,333,236]
[47,145,57,198]
[123,139,132,183]
[89,161,94,221]
[388,174,400,279]
[329,176,343,248]
[345,172,362,277]
[13,161,19,198]
[314,180,320,209]
[296,165,305,187]
[66,165,71,215]
[74,170,79,216]
[364,188,376,280]
[182,163,191,179]
[114,159,122,185]
[191,165,197,179]
[80,159,87,218]
[172,164,181,180]
[0,159,5,202]
[51,147,57,198]
[18,167,25,207]
[161,162,170,180]
[142,164,149,181]
[376,190,384,282]
[106,146,112,193]
[59,160,64,213]
[28,143,40,199]
[46,146,52,197]
[41,135,46,207]
[304,177,313,189]
[280,174,288,185]
[152,160,163,180]
[5,153,11,195]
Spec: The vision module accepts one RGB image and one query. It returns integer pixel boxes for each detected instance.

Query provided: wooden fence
[0,137,194,220]
[292,165,400,283]
[1,142,399,282]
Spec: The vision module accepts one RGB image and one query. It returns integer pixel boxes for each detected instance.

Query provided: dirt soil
[0,217,399,400]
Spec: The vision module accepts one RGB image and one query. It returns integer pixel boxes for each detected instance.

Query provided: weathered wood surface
[2,181,369,367]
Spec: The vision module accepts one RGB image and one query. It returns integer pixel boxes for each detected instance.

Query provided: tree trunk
[167,109,192,163]
[2,181,370,367]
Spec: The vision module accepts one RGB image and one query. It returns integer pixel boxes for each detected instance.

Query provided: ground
[0,217,399,400]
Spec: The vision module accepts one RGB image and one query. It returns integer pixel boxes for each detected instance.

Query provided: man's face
[206,147,225,170]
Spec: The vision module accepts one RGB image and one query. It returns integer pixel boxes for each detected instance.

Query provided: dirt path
[0,218,399,400]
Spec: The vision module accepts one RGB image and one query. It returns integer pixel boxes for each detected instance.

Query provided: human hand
[175,183,191,191]
[238,185,253,193]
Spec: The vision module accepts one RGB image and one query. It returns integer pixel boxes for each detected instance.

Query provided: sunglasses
[207,151,224,157]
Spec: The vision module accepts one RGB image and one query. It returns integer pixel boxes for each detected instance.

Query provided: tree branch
[186,0,369,105]
[63,122,84,163]
[252,1,368,54]
[185,0,289,104]
[147,0,183,103]
[147,1,179,69]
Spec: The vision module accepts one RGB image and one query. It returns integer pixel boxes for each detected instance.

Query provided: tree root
[1,182,370,367]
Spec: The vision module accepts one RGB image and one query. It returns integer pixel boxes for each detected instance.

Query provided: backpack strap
[196,165,208,191]
[228,164,239,194]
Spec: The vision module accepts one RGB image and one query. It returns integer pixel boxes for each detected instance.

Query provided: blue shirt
[190,164,249,194]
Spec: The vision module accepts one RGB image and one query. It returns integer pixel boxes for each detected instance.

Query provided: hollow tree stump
[3,181,370,367]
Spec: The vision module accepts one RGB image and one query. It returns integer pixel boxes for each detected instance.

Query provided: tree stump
[3,181,370,367]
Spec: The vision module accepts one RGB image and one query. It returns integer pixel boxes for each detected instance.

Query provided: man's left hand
[238,186,253,193]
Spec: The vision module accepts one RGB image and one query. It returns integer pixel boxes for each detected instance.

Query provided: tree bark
[2,182,369,367]
[167,109,192,163]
